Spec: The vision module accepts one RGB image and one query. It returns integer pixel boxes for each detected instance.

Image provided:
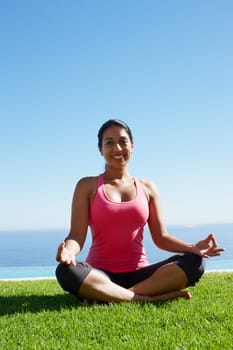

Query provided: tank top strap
[98,173,104,187]
[133,177,144,198]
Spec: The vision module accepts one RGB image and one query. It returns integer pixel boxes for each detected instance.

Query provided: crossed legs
[56,254,204,303]
[78,263,189,303]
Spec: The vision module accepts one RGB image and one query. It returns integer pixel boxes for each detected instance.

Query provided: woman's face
[100,126,134,167]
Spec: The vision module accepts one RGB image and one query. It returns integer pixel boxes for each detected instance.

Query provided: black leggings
[56,253,205,296]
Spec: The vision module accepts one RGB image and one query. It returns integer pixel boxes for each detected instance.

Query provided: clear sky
[1,0,232,230]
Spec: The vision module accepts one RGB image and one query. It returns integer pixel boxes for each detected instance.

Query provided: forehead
[102,126,130,139]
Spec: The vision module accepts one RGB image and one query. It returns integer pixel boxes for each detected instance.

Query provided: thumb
[56,241,65,260]
[58,241,66,252]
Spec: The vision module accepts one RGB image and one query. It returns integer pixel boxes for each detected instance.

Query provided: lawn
[0,272,232,350]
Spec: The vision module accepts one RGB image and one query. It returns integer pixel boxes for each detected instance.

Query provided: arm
[56,177,95,265]
[141,179,224,257]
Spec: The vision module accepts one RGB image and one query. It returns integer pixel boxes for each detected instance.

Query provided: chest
[104,181,137,202]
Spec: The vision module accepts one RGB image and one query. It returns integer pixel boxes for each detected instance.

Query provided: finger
[204,233,214,244]
[215,247,225,252]
[59,255,67,263]
[207,247,225,257]
[210,247,225,253]
[71,258,77,266]
[209,233,217,248]
[212,248,225,255]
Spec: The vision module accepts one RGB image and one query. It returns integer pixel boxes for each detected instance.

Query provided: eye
[120,139,128,145]
[104,140,114,146]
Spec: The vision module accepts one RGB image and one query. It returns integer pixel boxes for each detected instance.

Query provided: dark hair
[97,119,133,150]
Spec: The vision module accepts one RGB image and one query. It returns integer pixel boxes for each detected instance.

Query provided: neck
[103,166,131,181]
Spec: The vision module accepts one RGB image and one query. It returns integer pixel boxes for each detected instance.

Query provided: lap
[56,253,205,294]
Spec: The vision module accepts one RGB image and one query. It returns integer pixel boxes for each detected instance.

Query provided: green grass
[0,273,232,350]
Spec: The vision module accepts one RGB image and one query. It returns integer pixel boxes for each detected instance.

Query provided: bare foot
[149,290,192,302]
[83,290,191,305]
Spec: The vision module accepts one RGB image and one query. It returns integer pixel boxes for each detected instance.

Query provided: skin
[56,126,224,303]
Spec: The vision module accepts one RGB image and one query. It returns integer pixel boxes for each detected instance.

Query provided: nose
[114,143,122,151]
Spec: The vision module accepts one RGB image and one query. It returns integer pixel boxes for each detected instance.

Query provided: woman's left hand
[191,233,225,258]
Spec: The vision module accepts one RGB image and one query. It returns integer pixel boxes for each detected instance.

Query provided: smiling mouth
[112,155,124,160]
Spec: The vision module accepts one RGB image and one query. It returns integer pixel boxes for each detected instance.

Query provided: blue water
[0,224,232,279]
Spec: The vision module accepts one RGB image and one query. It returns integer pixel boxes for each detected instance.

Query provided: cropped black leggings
[56,253,205,296]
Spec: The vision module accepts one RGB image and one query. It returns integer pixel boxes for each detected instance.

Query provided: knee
[55,261,92,295]
[179,253,205,286]
[189,253,205,268]
[189,253,205,285]
[56,263,76,294]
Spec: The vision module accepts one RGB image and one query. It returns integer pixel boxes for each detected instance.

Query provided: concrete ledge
[1,270,233,281]
[0,277,56,281]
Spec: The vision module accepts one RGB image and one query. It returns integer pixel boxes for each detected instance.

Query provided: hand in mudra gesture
[192,234,224,258]
[56,242,76,265]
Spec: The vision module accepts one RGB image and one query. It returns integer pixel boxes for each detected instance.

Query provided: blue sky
[1,0,232,230]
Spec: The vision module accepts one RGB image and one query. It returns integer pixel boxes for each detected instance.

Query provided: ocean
[0,224,232,279]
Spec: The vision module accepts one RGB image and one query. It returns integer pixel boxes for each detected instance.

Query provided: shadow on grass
[0,294,171,316]
[0,293,84,316]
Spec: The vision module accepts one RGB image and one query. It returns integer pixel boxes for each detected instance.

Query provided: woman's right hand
[56,241,76,266]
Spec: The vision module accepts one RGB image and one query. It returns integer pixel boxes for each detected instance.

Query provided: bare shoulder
[138,178,160,200]
[77,176,98,187]
[73,176,98,200]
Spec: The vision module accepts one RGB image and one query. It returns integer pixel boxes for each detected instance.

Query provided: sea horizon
[0,223,232,279]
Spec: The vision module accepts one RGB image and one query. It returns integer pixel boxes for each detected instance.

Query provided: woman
[56,119,224,303]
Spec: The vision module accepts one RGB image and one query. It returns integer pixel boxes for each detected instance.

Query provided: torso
[86,173,150,272]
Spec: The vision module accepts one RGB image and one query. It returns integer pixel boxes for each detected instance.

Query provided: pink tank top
[86,174,150,272]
